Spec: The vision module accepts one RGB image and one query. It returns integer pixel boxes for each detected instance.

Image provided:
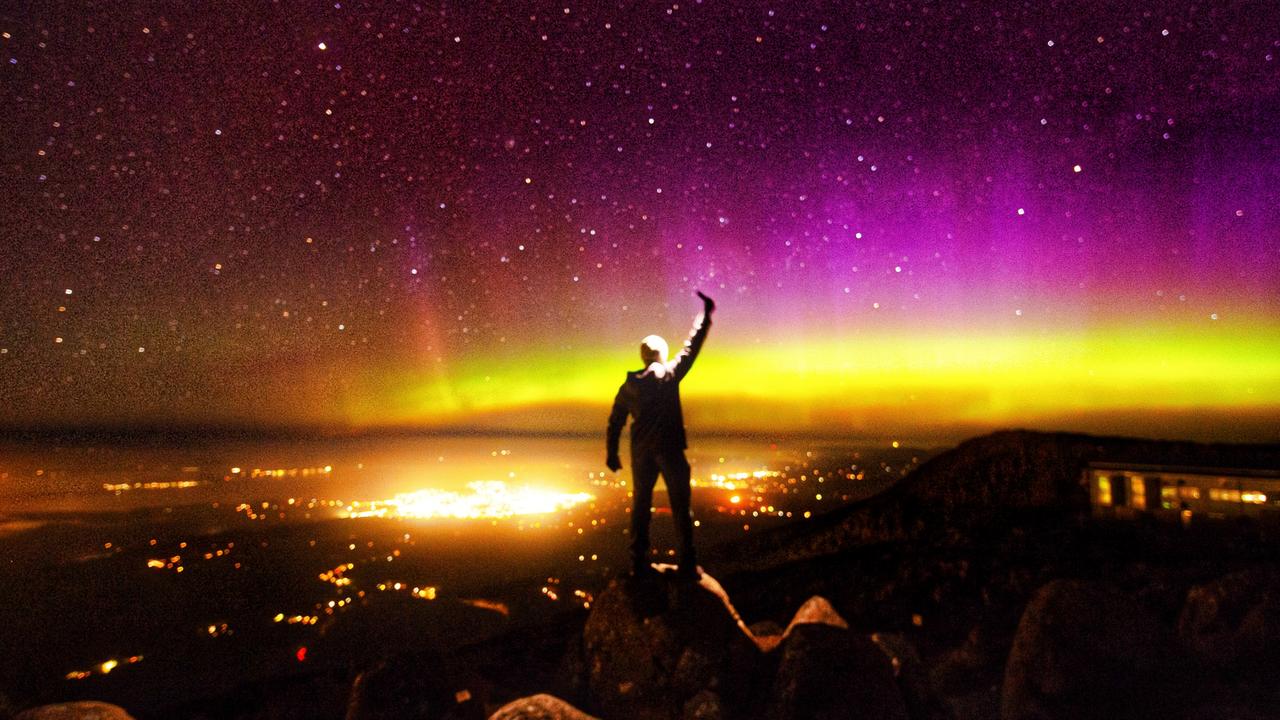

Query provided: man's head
[640,335,668,365]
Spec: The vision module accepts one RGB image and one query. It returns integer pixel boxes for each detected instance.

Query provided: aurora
[1,1,1277,442]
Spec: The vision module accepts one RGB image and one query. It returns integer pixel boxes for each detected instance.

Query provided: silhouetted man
[606,291,715,579]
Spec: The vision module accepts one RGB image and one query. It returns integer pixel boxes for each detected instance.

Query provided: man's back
[613,364,690,454]
[606,302,711,462]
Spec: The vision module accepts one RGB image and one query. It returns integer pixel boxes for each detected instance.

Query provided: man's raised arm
[671,291,715,382]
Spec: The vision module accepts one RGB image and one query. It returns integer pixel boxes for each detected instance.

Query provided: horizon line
[0,420,1276,450]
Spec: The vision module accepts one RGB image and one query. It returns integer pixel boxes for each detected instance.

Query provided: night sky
[2,1,1278,438]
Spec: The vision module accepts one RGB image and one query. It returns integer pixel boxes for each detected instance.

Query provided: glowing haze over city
[2,1,1278,440]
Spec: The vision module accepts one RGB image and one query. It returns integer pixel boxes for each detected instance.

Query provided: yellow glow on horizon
[351,322,1280,433]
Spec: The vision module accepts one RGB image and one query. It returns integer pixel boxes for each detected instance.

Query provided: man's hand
[606,455,622,473]
[696,290,715,315]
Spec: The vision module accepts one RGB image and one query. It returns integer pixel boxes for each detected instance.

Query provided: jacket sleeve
[670,312,711,382]
[606,384,628,459]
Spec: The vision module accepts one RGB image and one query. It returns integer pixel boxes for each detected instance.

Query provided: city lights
[344,481,594,520]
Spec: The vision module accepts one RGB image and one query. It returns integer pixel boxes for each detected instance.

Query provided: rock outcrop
[14,703,135,720]
[581,566,760,720]
[1001,579,1171,720]
[872,633,953,720]
[1178,569,1280,672]
[766,597,908,720]
[579,568,922,720]
[488,694,599,720]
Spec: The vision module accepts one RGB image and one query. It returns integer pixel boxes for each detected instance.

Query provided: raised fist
[696,290,715,314]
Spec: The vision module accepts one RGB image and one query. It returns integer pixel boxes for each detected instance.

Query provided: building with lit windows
[1087,462,1280,522]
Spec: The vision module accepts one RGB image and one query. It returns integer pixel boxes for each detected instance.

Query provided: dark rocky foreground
[10,429,1280,720]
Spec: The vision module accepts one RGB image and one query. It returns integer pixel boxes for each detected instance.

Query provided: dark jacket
[607,314,711,459]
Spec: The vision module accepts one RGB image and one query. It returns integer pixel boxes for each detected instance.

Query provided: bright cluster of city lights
[103,480,203,492]
[343,480,595,519]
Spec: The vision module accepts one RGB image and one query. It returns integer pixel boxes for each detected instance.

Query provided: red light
[296,647,307,662]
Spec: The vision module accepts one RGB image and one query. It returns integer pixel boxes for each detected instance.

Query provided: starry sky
[1,1,1278,440]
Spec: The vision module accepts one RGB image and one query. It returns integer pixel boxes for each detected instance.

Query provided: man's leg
[658,450,697,575]
[629,452,659,572]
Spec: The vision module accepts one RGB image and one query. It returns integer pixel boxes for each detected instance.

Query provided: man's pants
[630,449,696,570]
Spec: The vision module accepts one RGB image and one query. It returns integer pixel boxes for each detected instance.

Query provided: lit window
[1130,476,1146,510]
[1097,476,1112,506]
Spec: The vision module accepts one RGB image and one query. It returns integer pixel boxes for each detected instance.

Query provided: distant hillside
[713,430,1280,574]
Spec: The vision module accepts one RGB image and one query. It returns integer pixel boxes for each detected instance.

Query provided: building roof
[1085,461,1280,480]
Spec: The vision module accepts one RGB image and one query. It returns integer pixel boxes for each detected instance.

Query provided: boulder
[1001,579,1170,720]
[1177,569,1280,672]
[765,596,909,720]
[928,623,1006,720]
[581,565,760,720]
[487,694,598,720]
[871,633,953,720]
[782,596,848,633]
[14,703,134,720]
